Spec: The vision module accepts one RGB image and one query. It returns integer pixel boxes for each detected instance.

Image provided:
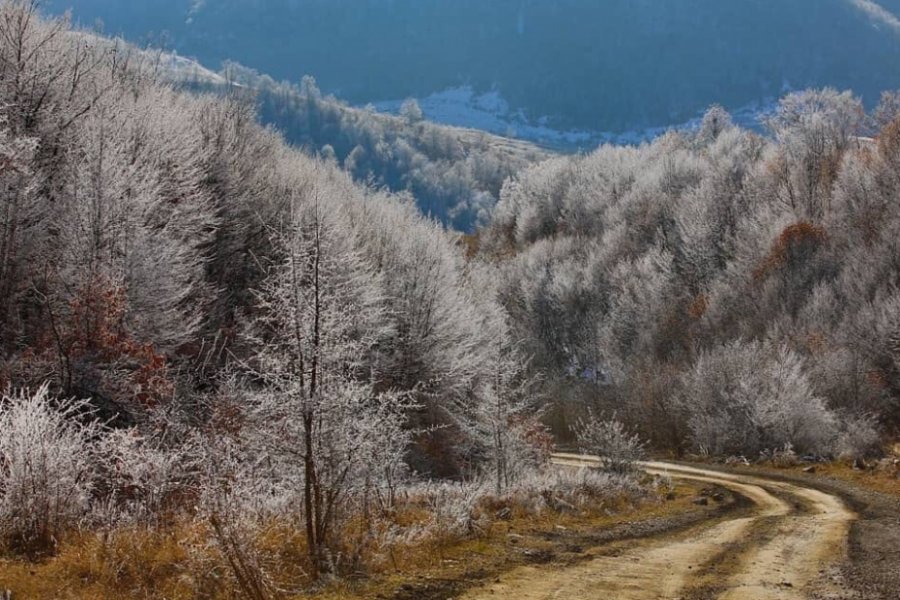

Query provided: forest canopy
[484,90,900,454]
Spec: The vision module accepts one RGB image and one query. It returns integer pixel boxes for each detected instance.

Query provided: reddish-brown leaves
[687,294,709,320]
[25,275,173,407]
[753,222,828,281]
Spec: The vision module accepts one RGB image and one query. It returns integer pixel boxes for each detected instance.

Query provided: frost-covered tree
[343,196,496,474]
[468,292,544,494]
[0,115,39,343]
[873,90,900,130]
[765,89,864,218]
[598,246,675,373]
[695,105,734,145]
[400,98,424,124]
[245,192,409,576]
[56,88,214,352]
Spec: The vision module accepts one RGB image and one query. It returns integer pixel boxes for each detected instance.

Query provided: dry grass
[746,444,900,499]
[0,476,709,599]
[0,526,202,599]
[783,460,900,499]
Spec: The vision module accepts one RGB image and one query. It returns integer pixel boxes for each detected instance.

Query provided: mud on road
[460,457,860,600]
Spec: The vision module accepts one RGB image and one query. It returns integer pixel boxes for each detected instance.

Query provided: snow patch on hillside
[158,52,227,85]
[372,87,595,149]
[371,87,778,150]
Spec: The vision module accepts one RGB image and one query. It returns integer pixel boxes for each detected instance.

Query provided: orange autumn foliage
[753,222,828,281]
[30,275,174,407]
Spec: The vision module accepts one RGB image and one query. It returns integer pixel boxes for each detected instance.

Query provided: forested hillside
[0,3,566,578]
[484,94,900,455]
[211,63,547,230]
[46,0,900,132]
[0,1,539,473]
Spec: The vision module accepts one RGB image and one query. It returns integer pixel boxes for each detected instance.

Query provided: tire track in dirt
[458,456,856,600]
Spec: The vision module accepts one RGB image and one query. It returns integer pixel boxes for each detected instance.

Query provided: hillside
[0,1,516,478]
[46,0,900,136]
[483,93,900,452]
[0,4,581,593]
[69,39,550,231]
[208,63,549,230]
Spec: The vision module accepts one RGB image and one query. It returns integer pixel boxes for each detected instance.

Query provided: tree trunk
[303,411,319,577]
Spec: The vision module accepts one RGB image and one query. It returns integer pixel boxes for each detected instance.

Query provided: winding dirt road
[460,455,857,600]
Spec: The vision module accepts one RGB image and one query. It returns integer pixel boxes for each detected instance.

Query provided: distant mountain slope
[208,64,549,230]
[127,50,547,230]
[44,0,900,133]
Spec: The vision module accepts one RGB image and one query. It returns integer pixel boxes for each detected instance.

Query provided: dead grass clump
[0,525,203,600]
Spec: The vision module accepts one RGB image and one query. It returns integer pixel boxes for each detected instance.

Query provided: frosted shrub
[679,342,839,456]
[423,481,488,538]
[0,384,101,555]
[508,468,643,513]
[574,411,646,474]
[836,415,882,461]
[94,429,197,524]
[695,105,735,145]
[545,468,642,502]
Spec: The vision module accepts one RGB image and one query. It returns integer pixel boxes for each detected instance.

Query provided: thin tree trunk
[303,410,319,577]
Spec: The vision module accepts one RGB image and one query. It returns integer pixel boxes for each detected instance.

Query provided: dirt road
[460,455,857,600]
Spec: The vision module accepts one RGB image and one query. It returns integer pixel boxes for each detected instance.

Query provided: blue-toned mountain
[45,0,900,133]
